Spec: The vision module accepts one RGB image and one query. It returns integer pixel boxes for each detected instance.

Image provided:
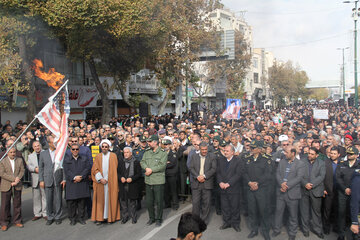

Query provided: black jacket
[63,155,91,200]
[216,155,243,194]
[336,160,360,194]
[117,157,142,200]
[166,150,179,177]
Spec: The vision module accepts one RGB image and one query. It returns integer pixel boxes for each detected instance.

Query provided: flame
[33,59,64,90]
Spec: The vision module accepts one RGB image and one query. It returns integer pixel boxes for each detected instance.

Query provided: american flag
[37,81,70,172]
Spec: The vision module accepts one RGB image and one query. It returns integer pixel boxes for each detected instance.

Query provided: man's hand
[145,168,152,176]
[219,182,226,189]
[197,175,205,183]
[100,178,108,185]
[224,183,230,189]
[323,190,328,198]
[248,182,258,191]
[305,183,313,190]
[345,188,352,196]
[351,224,359,234]
[40,181,45,188]
[121,177,126,183]
[280,182,288,192]
[126,178,132,183]
[11,182,16,186]
[74,176,82,183]
[60,181,66,189]
[35,167,39,173]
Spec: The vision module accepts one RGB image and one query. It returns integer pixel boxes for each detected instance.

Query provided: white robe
[95,152,110,219]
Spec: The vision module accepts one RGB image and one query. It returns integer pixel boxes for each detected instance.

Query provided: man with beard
[323,146,341,235]
[299,147,325,239]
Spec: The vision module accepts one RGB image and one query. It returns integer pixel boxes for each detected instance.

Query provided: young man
[170,212,207,240]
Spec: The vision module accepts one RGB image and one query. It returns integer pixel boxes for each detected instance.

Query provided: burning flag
[33,59,70,172]
[33,59,65,90]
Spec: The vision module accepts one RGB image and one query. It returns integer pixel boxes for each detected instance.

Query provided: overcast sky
[222,0,355,88]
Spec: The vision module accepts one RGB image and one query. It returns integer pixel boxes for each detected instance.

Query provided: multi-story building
[192,8,275,110]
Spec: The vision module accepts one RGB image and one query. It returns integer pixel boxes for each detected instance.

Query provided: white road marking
[139,204,193,240]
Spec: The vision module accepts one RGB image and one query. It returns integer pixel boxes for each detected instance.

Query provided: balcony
[128,70,160,94]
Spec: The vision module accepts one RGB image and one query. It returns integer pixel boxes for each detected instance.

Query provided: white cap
[279,135,289,142]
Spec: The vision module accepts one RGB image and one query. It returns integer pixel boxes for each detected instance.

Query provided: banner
[69,85,99,108]
[222,99,241,119]
[313,109,329,120]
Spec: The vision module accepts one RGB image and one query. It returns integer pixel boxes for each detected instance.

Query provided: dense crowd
[1,103,360,240]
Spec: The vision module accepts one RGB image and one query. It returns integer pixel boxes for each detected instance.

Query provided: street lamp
[344,0,360,107]
[337,47,350,101]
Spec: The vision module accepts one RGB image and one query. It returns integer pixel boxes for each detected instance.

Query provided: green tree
[152,0,218,114]
[308,88,329,101]
[268,60,310,107]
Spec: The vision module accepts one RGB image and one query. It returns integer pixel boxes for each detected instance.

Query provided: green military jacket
[140,146,168,185]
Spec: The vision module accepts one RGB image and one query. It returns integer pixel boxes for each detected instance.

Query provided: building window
[253,58,258,68]
[254,73,259,83]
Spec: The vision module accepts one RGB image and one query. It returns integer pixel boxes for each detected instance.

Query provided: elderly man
[27,141,47,221]
[0,147,25,231]
[39,135,66,226]
[217,145,242,232]
[91,139,120,225]
[141,135,167,227]
[188,142,217,224]
[117,147,142,224]
[63,143,91,225]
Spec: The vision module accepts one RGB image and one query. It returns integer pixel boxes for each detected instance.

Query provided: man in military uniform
[336,146,360,240]
[140,135,167,227]
[243,140,271,240]
[162,137,179,210]
[133,135,148,210]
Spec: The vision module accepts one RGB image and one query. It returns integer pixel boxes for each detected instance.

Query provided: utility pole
[337,47,350,100]
[344,0,359,107]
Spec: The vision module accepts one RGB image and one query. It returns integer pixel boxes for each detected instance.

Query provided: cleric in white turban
[91,139,120,224]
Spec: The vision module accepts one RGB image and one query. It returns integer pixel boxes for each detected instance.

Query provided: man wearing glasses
[91,139,120,225]
[63,143,91,225]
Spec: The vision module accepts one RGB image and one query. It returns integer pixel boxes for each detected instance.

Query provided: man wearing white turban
[91,140,120,224]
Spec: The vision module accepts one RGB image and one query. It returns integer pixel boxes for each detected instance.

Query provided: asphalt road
[0,188,346,240]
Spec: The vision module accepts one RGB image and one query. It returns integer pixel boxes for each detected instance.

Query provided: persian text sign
[313,109,329,120]
[69,85,99,108]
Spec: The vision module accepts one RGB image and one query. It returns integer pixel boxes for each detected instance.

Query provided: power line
[243,6,347,15]
[259,31,350,49]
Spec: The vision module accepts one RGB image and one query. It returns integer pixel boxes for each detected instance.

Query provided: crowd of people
[0,103,360,240]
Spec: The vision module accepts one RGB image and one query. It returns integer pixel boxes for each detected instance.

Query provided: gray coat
[188,152,217,190]
[38,149,65,187]
[301,158,326,198]
[27,151,43,188]
[276,158,305,200]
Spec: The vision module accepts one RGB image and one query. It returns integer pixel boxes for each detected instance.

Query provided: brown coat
[91,152,120,222]
[0,157,24,192]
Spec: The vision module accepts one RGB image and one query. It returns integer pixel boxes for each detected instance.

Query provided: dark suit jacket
[63,154,91,200]
[324,158,336,196]
[38,149,65,187]
[188,152,217,190]
[276,159,305,200]
[117,157,142,200]
[301,158,325,198]
[216,155,243,194]
[0,157,24,192]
